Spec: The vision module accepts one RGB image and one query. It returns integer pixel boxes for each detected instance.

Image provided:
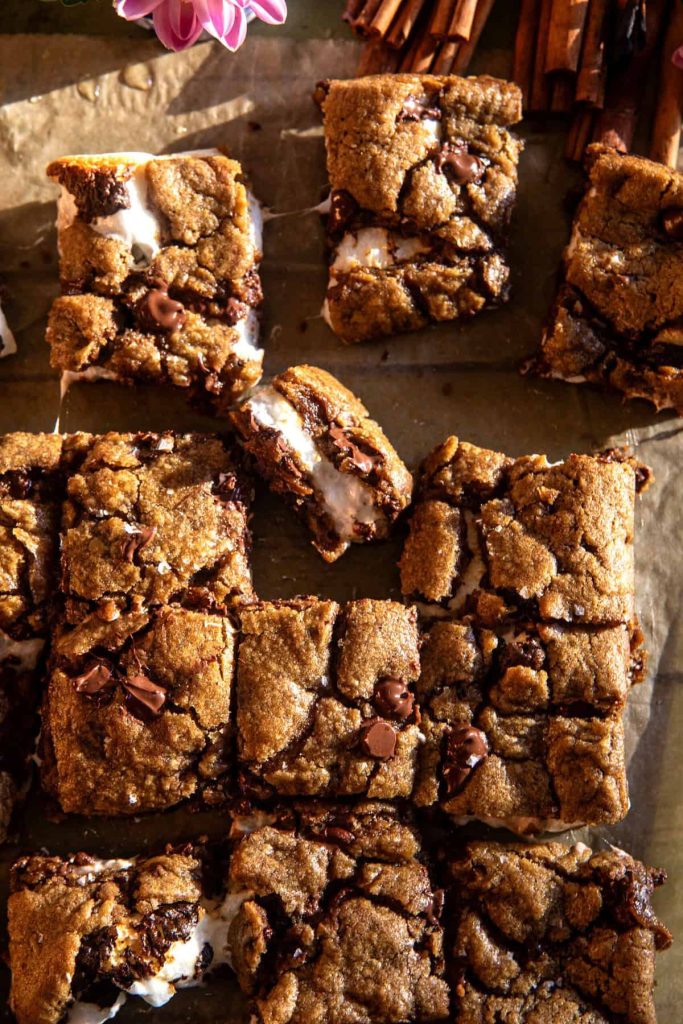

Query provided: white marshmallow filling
[67,883,252,1022]
[246,385,384,543]
[0,300,16,358]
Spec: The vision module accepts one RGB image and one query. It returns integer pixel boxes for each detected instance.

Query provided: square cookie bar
[227,803,450,1023]
[316,74,523,344]
[46,150,263,413]
[531,145,683,412]
[414,616,641,831]
[400,435,646,624]
[0,433,63,841]
[7,842,242,1024]
[41,605,235,815]
[231,364,413,561]
[236,598,422,798]
[59,431,253,626]
[449,841,671,1024]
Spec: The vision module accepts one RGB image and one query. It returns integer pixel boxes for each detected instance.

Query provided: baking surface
[0,2,681,1019]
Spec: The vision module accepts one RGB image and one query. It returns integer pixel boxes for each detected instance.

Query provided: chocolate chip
[318,825,355,845]
[122,525,157,563]
[397,95,442,122]
[327,190,358,234]
[436,144,484,184]
[73,662,115,695]
[374,678,415,720]
[359,718,397,761]
[138,289,187,332]
[443,725,489,794]
[661,209,683,239]
[123,673,167,716]
[328,425,379,474]
[225,297,249,325]
[499,638,545,673]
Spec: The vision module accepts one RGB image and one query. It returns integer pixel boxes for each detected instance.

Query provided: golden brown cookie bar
[530,145,683,412]
[59,431,254,625]
[227,803,450,1023]
[0,433,63,842]
[46,151,263,413]
[414,616,643,832]
[449,841,671,1024]
[231,364,413,562]
[7,842,242,1024]
[400,435,647,625]
[316,74,523,344]
[236,598,422,798]
[40,605,235,815]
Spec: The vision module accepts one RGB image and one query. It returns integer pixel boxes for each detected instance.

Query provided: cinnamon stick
[576,0,610,107]
[432,38,460,73]
[387,0,429,48]
[369,0,405,39]
[529,0,553,111]
[449,0,479,40]
[342,0,367,25]
[513,0,542,107]
[400,19,439,71]
[429,0,457,38]
[650,0,683,167]
[353,0,384,36]
[550,71,576,111]
[565,106,595,161]
[451,0,498,73]
[545,0,590,74]
[357,39,402,73]
[594,0,669,153]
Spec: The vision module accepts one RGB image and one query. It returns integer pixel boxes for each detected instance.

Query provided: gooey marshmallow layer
[247,385,383,541]
[0,300,16,358]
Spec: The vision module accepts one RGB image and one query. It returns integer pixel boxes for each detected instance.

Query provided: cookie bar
[46,150,263,413]
[59,431,253,625]
[0,433,63,841]
[236,598,422,798]
[413,616,641,831]
[400,435,646,624]
[449,841,671,1024]
[227,803,450,1023]
[316,74,523,344]
[531,145,683,412]
[41,605,236,815]
[7,842,244,1024]
[231,365,413,561]
[0,295,16,357]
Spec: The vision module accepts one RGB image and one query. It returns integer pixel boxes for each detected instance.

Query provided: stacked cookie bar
[46,151,263,413]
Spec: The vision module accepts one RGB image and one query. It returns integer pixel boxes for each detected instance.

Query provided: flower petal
[194,0,236,40]
[219,6,248,49]
[248,0,287,25]
[153,0,204,50]
[673,45,683,71]
[114,0,165,19]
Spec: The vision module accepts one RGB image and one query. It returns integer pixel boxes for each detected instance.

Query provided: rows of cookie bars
[6,804,672,1024]
[1,400,649,836]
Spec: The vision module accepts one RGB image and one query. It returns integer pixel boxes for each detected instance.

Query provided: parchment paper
[0,10,681,1020]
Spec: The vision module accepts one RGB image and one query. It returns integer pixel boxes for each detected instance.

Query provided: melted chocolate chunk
[327,190,359,234]
[661,208,683,240]
[123,673,167,716]
[225,297,250,325]
[373,678,415,720]
[121,525,157,563]
[436,144,485,185]
[499,637,546,673]
[53,164,132,223]
[73,662,116,696]
[138,289,187,332]
[328,425,379,474]
[397,95,442,123]
[359,718,397,761]
[443,725,489,794]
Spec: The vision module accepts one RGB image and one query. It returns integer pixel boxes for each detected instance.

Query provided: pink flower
[673,45,683,71]
[114,0,287,52]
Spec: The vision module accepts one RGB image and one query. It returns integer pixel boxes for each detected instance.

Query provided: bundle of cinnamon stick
[513,0,682,166]
[343,0,498,76]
